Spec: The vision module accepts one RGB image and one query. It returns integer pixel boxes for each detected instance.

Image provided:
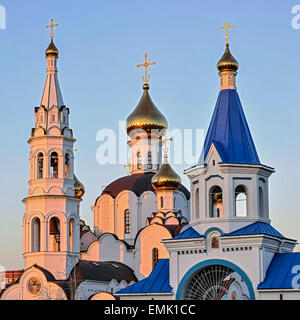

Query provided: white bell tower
[185,41,275,235]
[22,20,82,280]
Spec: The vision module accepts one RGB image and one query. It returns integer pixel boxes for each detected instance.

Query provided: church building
[1,20,300,300]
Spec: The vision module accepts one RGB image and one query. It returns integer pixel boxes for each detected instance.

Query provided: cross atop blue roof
[199,89,260,165]
[116,259,172,295]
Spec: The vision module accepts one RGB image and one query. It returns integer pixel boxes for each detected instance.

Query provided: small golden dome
[152,158,181,190]
[74,175,85,199]
[126,84,168,135]
[46,40,59,56]
[217,44,239,72]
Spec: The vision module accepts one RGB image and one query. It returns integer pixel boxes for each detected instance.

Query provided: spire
[198,24,260,165]
[41,18,64,109]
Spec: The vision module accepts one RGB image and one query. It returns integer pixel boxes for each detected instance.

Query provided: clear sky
[0,0,299,269]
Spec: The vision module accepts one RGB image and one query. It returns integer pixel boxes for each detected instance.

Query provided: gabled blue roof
[172,227,203,240]
[258,253,300,290]
[222,222,286,239]
[116,259,172,294]
[199,89,260,165]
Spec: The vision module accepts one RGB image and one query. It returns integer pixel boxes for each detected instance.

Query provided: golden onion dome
[152,157,181,190]
[46,39,59,56]
[74,175,85,199]
[217,44,239,72]
[126,83,168,135]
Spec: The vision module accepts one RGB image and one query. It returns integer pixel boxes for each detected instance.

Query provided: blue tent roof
[199,89,260,165]
[258,253,300,289]
[222,222,286,239]
[116,259,172,294]
[172,227,203,240]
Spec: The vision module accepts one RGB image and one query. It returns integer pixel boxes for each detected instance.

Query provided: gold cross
[220,22,234,45]
[46,18,59,40]
[123,160,132,175]
[162,135,173,156]
[137,53,156,84]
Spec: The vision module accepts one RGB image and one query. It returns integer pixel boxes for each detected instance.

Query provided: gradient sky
[0,0,299,269]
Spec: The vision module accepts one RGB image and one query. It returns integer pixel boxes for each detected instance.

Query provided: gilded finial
[137,53,156,85]
[46,18,59,40]
[220,22,234,45]
[123,160,132,175]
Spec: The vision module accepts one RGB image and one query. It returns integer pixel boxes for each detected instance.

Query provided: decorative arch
[176,259,255,300]
[31,217,41,252]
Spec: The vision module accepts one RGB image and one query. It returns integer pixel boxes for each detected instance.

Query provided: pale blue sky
[0,0,299,269]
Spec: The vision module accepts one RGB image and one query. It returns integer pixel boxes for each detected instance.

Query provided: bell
[49,219,60,235]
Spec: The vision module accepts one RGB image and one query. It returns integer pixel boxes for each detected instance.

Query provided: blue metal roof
[199,89,260,165]
[172,227,203,240]
[258,253,300,289]
[222,222,286,239]
[116,259,172,294]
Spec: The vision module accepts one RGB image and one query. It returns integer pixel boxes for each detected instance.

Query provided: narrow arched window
[137,152,142,169]
[147,151,152,169]
[160,196,164,208]
[259,187,264,217]
[65,153,70,179]
[124,210,130,234]
[37,153,44,179]
[235,185,247,217]
[63,115,66,123]
[173,196,176,209]
[31,218,41,252]
[195,188,200,219]
[52,114,55,122]
[210,186,223,218]
[152,248,159,269]
[69,218,75,252]
[49,217,60,252]
[50,152,59,178]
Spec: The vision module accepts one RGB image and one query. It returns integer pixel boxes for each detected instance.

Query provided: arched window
[65,153,70,179]
[37,153,44,179]
[31,218,41,252]
[137,152,142,169]
[63,115,66,123]
[50,152,59,178]
[152,248,159,269]
[124,210,130,234]
[147,151,152,169]
[210,186,223,218]
[173,196,176,209]
[211,236,219,249]
[52,114,55,122]
[235,185,247,217]
[49,217,60,252]
[160,196,164,209]
[69,218,75,252]
[195,188,200,219]
[259,187,264,217]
